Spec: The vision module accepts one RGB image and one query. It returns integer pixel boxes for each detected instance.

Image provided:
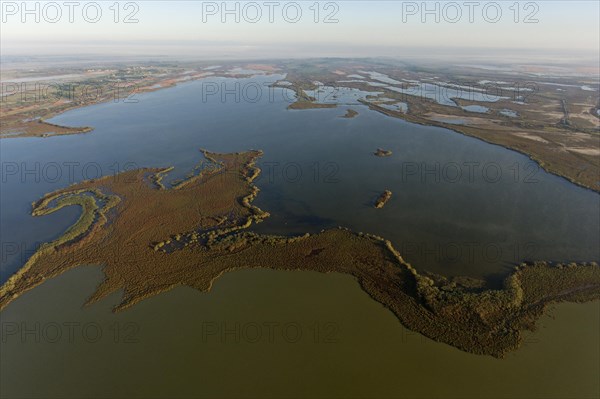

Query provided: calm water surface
[1,267,598,398]
[1,75,598,397]
[2,75,598,279]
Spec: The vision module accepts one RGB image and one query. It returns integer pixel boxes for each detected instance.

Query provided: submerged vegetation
[1,150,598,358]
[342,109,358,118]
[374,148,393,157]
[287,86,337,110]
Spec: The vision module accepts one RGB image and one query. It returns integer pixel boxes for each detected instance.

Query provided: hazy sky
[1,1,599,59]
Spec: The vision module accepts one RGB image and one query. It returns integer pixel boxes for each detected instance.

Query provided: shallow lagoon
[462,105,489,113]
[1,74,598,281]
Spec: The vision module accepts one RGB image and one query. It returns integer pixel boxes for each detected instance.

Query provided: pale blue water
[500,109,519,118]
[462,105,489,113]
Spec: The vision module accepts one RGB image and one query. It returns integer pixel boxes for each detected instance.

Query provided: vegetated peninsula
[0,63,272,139]
[374,190,392,208]
[0,66,202,139]
[1,149,598,358]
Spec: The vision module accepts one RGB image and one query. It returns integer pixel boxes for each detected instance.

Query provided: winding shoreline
[3,71,597,194]
[1,149,598,359]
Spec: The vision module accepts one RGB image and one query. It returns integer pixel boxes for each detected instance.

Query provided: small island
[374,190,392,208]
[341,109,358,118]
[374,148,393,157]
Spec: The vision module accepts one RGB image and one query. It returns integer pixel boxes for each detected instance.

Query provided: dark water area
[1,74,598,281]
[1,266,598,398]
